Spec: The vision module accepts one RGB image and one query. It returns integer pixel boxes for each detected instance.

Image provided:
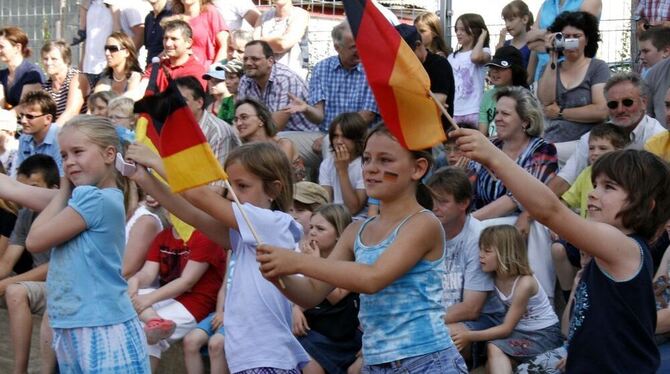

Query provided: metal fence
[0,0,81,65]
[0,0,637,72]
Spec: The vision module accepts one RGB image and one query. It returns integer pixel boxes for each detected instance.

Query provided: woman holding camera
[537,11,609,165]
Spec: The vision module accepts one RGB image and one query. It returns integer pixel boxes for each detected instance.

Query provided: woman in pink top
[172,0,229,69]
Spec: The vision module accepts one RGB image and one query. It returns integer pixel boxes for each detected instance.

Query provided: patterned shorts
[235,368,301,374]
[52,318,150,373]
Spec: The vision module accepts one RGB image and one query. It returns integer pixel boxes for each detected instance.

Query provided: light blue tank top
[534,0,588,82]
[354,209,452,365]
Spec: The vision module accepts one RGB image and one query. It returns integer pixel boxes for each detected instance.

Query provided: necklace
[112,72,126,82]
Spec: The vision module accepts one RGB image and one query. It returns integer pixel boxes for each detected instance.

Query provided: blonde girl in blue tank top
[257,124,468,373]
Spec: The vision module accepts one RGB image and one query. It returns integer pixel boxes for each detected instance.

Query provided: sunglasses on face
[18,113,47,120]
[606,98,635,109]
[104,45,125,53]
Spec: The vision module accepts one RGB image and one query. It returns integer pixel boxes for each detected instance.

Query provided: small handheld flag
[343,0,447,150]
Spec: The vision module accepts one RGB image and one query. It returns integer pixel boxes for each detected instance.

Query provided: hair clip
[115,126,135,144]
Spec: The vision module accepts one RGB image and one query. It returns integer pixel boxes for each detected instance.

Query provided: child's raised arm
[0,173,58,211]
[129,165,230,248]
[181,186,238,231]
[454,129,640,278]
[451,275,536,350]
[258,212,443,306]
[26,178,85,253]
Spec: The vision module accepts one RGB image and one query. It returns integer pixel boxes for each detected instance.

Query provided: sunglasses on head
[104,45,125,53]
[606,98,635,109]
[18,113,47,120]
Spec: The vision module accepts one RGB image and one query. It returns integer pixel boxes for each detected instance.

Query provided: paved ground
[0,309,186,374]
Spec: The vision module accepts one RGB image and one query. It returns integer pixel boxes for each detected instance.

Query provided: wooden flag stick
[224,179,286,289]
[428,91,460,131]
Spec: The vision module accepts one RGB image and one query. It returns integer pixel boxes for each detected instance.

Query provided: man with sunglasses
[10,91,62,178]
[548,72,665,197]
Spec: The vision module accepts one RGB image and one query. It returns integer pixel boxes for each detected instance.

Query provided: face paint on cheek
[383,171,399,182]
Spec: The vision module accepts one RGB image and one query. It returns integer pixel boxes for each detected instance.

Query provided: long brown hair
[102,32,143,79]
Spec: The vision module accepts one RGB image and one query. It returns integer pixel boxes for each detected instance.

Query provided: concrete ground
[0,309,186,374]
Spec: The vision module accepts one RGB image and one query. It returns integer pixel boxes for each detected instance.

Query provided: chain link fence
[0,0,80,65]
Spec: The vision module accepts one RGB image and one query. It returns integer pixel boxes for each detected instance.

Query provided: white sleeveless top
[124,205,163,245]
[495,275,558,332]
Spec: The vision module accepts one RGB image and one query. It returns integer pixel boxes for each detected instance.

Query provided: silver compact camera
[553,33,579,51]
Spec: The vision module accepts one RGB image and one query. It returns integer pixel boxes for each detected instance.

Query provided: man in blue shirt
[11,92,63,177]
[283,21,378,159]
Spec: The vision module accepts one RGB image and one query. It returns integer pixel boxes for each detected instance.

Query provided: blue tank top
[354,210,452,365]
[534,0,588,82]
[566,235,659,373]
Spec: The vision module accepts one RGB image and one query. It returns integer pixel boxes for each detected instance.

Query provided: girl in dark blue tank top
[454,130,670,373]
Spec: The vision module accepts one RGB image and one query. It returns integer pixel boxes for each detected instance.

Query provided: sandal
[144,318,176,345]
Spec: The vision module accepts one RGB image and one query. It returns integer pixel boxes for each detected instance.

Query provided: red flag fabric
[134,81,227,192]
[343,0,446,150]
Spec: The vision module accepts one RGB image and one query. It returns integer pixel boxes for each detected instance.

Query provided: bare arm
[445,290,488,324]
[470,30,491,64]
[214,31,230,63]
[138,260,209,305]
[454,129,642,279]
[458,276,535,343]
[130,24,145,50]
[272,111,291,131]
[260,9,309,54]
[0,244,26,279]
[472,195,518,221]
[122,215,162,279]
[26,180,85,253]
[56,73,86,126]
[258,212,444,302]
[537,50,558,105]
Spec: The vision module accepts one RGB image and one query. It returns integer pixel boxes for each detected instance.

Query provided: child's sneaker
[144,318,176,345]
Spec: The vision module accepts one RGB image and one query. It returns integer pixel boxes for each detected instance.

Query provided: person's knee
[208,334,225,356]
[5,283,29,309]
[182,330,206,353]
[551,242,567,261]
[487,342,504,357]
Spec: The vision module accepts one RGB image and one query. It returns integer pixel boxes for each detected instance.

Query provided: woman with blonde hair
[40,40,87,125]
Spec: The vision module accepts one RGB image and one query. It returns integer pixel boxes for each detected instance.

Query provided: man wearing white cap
[0,109,17,172]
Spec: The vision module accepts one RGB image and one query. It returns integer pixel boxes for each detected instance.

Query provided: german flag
[134,81,227,193]
[343,0,446,150]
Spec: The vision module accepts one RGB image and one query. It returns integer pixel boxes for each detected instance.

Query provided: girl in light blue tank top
[257,124,467,372]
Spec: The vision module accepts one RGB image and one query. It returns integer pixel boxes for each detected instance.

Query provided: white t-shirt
[448,48,490,116]
[213,0,256,31]
[318,156,365,206]
[83,0,113,74]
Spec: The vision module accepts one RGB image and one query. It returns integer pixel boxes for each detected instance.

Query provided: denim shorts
[361,346,468,374]
[195,311,225,337]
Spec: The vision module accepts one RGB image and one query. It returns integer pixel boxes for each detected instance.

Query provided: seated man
[0,154,59,374]
[426,167,505,365]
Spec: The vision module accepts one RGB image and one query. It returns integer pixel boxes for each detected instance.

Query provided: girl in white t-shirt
[318,113,368,218]
[448,13,491,129]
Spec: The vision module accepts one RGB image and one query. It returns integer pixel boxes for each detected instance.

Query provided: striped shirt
[42,67,85,119]
[238,63,316,132]
[198,111,241,187]
[474,137,557,210]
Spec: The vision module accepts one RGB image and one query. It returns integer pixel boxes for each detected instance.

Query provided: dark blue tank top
[566,235,659,373]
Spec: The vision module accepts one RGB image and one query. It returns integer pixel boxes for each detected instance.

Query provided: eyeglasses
[232,114,258,123]
[18,113,47,120]
[606,99,635,109]
[104,45,125,53]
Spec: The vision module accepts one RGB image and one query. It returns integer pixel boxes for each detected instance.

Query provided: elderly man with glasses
[547,72,665,197]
